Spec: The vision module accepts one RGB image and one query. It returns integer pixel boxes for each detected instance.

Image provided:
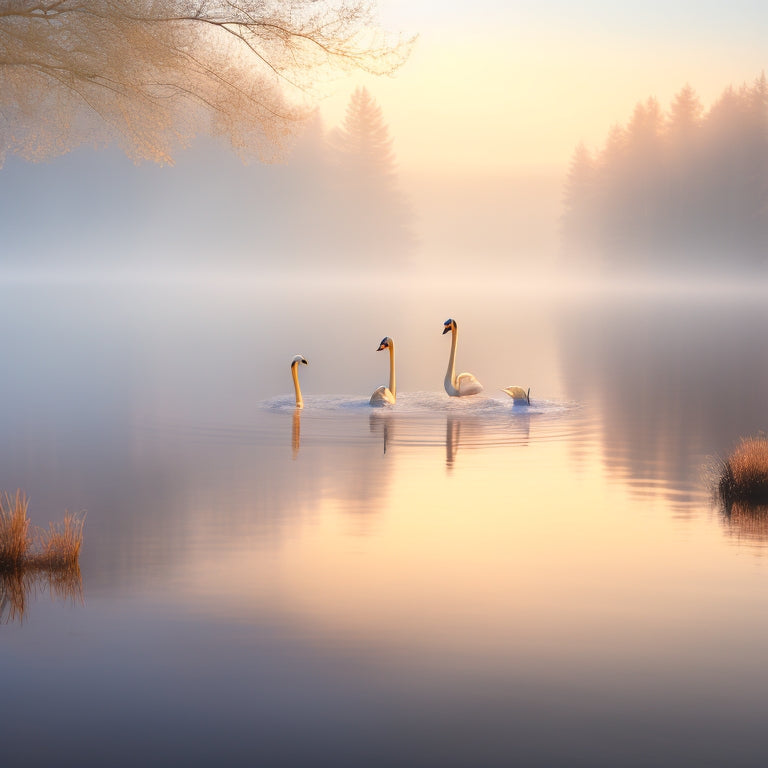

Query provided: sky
[320,0,768,173]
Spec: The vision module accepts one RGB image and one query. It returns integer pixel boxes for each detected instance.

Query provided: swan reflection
[292,409,301,458]
[369,411,392,455]
[446,416,461,469]
[368,404,534,468]
[445,412,532,470]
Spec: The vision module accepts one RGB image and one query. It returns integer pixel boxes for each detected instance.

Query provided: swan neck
[388,342,396,397]
[445,327,458,391]
[292,363,303,408]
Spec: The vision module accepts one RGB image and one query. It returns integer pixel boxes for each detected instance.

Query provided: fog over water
[3,274,768,766]
[0,140,562,280]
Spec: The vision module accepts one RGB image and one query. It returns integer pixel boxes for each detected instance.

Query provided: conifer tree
[328,87,413,260]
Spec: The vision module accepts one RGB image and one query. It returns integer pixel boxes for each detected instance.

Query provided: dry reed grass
[719,437,768,505]
[30,512,86,569]
[0,491,85,572]
[0,492,85,623]
[0,491,30,569]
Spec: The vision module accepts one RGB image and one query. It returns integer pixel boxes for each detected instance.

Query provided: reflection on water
[446,415,459,467]
[292,408,301,458]
[722,501,768,548]
[4,278,768,767]
[1,564,83,624]
[558,294,768,511]
[291,392,553,469]
[369,411,390,455]
[445,411,531,469]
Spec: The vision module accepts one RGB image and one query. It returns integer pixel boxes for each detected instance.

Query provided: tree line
[562,74,768,271]
[0,86,415,268]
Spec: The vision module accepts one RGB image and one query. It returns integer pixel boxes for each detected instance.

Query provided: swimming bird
[370,337,396,406]
[502,386,531,405]
[290,355,308,408]
[442,318,483,397]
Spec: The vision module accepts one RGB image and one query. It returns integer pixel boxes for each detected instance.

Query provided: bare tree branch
[0,0,413,166]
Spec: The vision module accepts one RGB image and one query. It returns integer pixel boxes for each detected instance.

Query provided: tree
[0,1,411,166]
[561,74,768,271]
[667,84,703,142]
[327,86,413,260]
[561,141,595,249]
[330,86,396,177]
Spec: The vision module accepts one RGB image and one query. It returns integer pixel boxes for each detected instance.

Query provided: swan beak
[442,326,451,335]
[376,342,388,351]
[301,358,308,365]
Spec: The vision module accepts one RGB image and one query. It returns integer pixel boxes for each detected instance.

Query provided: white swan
[442,318,483,397]
[290,355,308,408]
[502,386,531,405]
[370,337,396,406]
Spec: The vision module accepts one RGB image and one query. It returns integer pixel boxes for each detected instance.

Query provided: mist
[0,102,563,280]
[562,74,768,279]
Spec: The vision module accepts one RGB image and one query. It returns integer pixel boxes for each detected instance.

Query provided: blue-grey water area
[3,273,768,767]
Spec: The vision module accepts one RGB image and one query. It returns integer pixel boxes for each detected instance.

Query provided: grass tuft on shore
[31,512,85,569]
[0,491,31,570]
[0,491,85,572]
[719,437,768,506]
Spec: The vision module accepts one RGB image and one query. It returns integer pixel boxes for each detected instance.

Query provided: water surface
[2,276,768,767]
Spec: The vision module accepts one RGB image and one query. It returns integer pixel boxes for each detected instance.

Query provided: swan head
[376,337,393,351]
[442,318,456,335]
[291,355,308,368]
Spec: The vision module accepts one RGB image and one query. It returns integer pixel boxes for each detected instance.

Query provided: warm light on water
[3,276,768,767]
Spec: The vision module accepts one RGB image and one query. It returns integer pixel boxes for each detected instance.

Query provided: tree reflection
[557,296,768,510]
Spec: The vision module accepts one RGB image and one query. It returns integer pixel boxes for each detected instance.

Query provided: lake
[2,273,768,767]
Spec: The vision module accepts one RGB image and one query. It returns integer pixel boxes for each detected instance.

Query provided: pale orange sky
[321,2,768,174]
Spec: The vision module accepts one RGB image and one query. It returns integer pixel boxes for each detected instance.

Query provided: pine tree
[562,142,596,248]
[327,87,413,261]
[330,87,397,182]
[667,85,703,141]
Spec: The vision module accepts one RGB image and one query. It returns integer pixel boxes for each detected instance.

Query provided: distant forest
[562,73,768,271]
[0,86,415,269]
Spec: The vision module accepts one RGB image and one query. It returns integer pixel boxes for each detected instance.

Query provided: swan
[502,386,531,405]
[442,318,483,397]
[370,337,396,406]
[290,355,308,408]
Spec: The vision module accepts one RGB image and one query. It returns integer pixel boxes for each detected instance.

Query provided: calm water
[3,275,768,767]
